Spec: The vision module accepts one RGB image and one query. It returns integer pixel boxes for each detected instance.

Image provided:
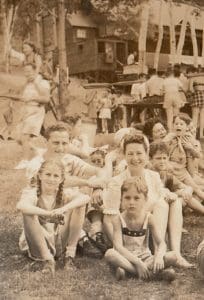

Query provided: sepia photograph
[0,0,204,299]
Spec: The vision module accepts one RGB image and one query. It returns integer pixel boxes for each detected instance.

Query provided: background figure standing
[98,91,112,134]
[10,41,42,74]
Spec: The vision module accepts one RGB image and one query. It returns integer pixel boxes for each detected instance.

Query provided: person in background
[127,51,137,65]
[98,91,112,134]
[146,69,164,101]
[189,67,204,139]
[163,68,185,132]
[10,41,42,74]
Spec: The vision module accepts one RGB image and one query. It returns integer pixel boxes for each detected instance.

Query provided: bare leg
[186,197,204,214]
[57,206,86,258]
[152,200,169,244]
[103,215,114,243]
[105,248,137,274]
[165,107,173,132]
[23,215,54,261]
[89,211,103,238]
[192,107,199,128]
[199,108,204,138]
[184,176,204,201]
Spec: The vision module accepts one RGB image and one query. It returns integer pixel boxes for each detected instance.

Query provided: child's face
[90,152,104,168]
[125,143,147,171]
[173,117,187,137]
[151,151,168,171]
[152,123,167,141]
[39,164,63,193]
[122,187,146,213]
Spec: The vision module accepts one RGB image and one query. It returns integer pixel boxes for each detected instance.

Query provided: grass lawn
[0,140,204,300]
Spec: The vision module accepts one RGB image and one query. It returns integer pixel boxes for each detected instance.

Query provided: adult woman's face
[152,123,167,141]
[23,43,33,56]
[125,143,147,171]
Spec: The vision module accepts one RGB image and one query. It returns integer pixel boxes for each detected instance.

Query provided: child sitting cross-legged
[149,141,204,215]
[16,159,90,275]
[105,179,178,281]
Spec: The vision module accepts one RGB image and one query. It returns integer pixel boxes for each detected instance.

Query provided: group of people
[4,41,204,281]
[15,115,204,281]
[130,66,204,137]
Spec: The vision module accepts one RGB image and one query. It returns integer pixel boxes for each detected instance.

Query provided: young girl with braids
[17,159,90,275]
[105,179,178,281]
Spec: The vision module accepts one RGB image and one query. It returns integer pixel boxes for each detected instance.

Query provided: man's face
[47,131,69,155]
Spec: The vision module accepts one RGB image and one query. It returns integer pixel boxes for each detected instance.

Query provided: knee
[104,248,116,261]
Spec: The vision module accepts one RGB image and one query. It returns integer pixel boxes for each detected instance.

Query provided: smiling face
[152,123,167,141]
[173,117,187,137]
[47,130,69,155]
[125,143,147,171]
[122,186,146,213]
[151,151,168,172]
[39,163,63,194]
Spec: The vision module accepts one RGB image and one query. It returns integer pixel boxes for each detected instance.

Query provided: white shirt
[163,77,183,93]
[146,75,164,96]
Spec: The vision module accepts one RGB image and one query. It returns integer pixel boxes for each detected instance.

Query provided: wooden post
[176,6,190,64]
[202,27,204,67]
[36,14,42,53]
[52,8,58,48]
[168,0,176,66]
[190,12,198,67]
[153,0,164,70]
[57,0,68,115]
[138,3,150,73]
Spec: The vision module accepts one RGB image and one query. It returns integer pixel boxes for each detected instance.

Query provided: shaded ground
[0,139,204,300]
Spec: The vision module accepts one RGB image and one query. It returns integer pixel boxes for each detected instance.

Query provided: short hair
[174,69,181,77]
[121,178,148,197]
[148,68,156,76]
[62,114,81,127]
[23,40,36,52]
[173,113,192,125]
[44,124,68,140]
[149,141,169,158]
[123,133,148,154]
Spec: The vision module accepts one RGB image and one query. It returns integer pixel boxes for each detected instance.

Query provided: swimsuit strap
[121,213,150,237]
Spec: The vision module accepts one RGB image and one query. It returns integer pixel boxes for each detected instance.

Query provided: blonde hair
[33,160,65,208]
[121,178,148,197]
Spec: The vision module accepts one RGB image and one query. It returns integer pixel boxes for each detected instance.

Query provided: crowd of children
[15,110,204,281]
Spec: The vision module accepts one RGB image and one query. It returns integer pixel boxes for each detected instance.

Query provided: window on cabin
[76,29,87,39]
[98,41,105,53]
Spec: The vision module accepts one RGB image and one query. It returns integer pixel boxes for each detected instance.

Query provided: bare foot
[176,256,194,269]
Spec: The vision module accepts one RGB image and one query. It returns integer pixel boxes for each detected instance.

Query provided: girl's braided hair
[32,160,65,208]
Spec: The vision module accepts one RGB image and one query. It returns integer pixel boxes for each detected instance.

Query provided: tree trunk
[0,0,18,72]
[190,13,198,67]
[176,6,190,64]
[168,0,176,66]
[153,0,164,70]
[138,3,150,73]
[57,0,68,116]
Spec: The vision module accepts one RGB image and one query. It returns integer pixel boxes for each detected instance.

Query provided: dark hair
[173,113,192,125]
[90,149,106,158]
[149,141,169,158]
[148,68,157,76]
[174,69,181,78]
[44,124,68,140]
[61,114,81,127]
[23,41,37,53]
[143,118,166,140]
[123,134,148,154]
[121,178,148,197]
